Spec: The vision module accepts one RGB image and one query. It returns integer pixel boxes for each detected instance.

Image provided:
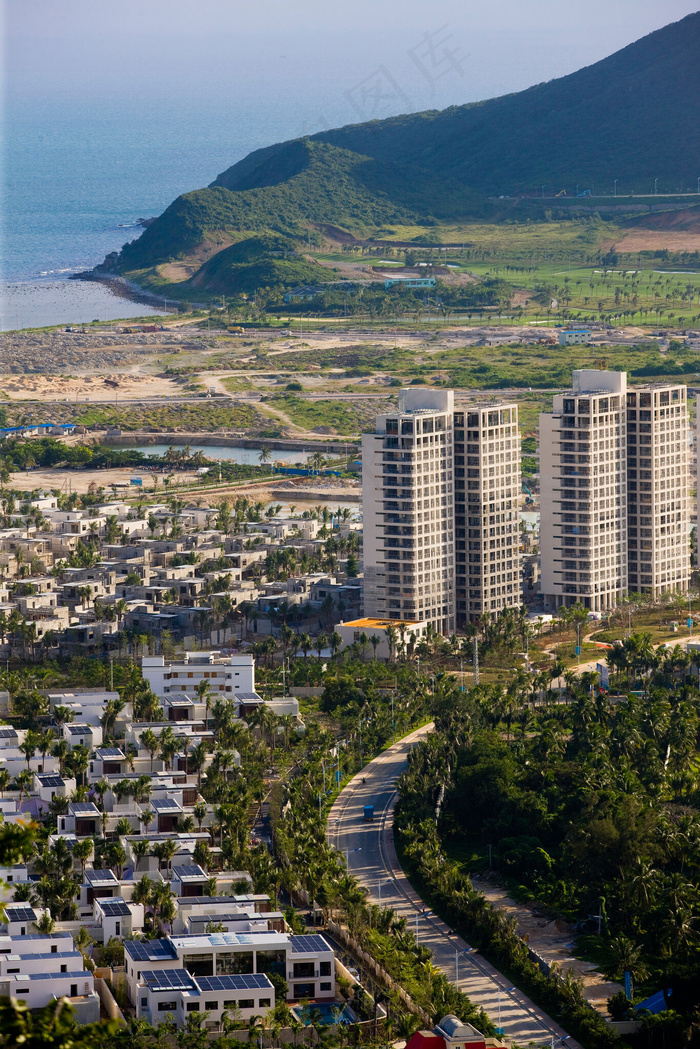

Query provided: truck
[363,804,374,822]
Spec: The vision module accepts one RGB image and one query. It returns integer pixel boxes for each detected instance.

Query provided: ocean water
[2,94,310,330]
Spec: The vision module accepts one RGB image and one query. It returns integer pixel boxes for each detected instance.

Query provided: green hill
[216,12,698,197]
[111,14,699,274]
[116,138,481,272]
[187,233,333,295]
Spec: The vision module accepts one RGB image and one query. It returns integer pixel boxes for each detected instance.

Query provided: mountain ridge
[111,13,700,275]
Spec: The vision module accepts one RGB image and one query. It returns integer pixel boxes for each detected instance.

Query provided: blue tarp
[637,989,671,1014]
[272,467,341,478]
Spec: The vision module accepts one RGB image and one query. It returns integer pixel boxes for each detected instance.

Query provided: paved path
[327,727,580,1049]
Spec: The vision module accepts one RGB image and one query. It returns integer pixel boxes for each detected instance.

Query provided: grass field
[265,393,393,435]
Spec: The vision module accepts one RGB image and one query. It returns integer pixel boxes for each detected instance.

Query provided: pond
[130,444,310,465]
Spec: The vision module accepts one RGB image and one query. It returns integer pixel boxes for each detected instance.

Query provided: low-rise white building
[124,930,335,1006]
[142,652,255,700]
[0,933,99,1022]
[136,968,275,1028]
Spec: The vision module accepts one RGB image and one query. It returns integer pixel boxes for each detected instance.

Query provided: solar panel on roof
[85,868,118,884]
[234,693,261,701]
[153,798,180,809]
[100,899,130,917]
[290,934,330,953]
[98,748,124,758]
[0,728,17,738]
[174,865,205,879]
[38,775,64,787]
[198,973,270,992]
[28,970,87,981]
[70,803,98,813]
[141,969,195,992]
[5,906,35,922]
[125,939,177,962]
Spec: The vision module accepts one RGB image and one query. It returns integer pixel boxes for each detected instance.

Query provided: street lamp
[613,179,618,197]
[654,177,659,195]
[576,621,581,666]
[496,986,516,1034]
[377,878,394,903]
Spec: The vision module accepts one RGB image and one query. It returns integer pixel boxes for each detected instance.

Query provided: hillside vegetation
[188,233,334,295]
[116,140,479,272]
[108,14,700,278]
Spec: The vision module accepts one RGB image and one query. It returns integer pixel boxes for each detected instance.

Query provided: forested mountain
[112,13,699,273]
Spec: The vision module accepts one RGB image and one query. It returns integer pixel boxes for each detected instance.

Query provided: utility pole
[473,634,479,685]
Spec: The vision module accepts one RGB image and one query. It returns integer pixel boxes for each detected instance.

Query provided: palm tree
[71,838,94,881]
[34,911,56,935]
[52,705,74,731]
[14,770,31,804]
[140,728,160,772]
[19,730,40,770]
[158,726,178,771]
[131,839,151,873]
[188,740,209,791]
[153,838,178,879]
[195,680,213,727]
[140,808,156,834]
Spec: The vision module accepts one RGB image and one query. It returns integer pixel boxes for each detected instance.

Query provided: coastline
[0,274,172,332]
[70,269,188,312]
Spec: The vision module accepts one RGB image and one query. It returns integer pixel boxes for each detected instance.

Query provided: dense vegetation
[0,648,498,1048]
[188,233,335,295]
[395,643,700,1048]
[115,141,452,271]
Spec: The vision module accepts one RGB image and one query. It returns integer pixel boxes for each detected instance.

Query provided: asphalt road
[327,726,580,1049]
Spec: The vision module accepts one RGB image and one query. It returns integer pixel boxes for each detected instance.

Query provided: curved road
[327,727,579,1049]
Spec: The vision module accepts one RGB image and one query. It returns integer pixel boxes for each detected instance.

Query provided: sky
[5,0,700,133]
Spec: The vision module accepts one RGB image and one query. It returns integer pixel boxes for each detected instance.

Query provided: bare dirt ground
[0,373,183,402]
[313,257,379,280]
[473,876,622,1013]
[612,230,700,252]
[9,465,197,495]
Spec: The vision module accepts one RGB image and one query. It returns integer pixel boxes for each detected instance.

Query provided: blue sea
[2,91,329,330]
[3,3,653,331]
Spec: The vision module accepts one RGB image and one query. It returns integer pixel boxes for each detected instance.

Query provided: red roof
[406,1033,446,1049]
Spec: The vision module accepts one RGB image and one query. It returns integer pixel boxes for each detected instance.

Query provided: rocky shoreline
[70,268,189,312]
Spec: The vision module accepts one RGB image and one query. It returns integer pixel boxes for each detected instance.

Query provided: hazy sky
[6,0,699,131]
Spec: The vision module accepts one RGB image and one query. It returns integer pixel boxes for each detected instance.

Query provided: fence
[328,920,432,1027]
